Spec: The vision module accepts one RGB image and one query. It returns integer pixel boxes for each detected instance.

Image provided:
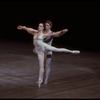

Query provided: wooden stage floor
[0,40,100,99]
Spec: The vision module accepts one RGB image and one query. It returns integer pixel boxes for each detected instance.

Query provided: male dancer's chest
[43,31,53,45]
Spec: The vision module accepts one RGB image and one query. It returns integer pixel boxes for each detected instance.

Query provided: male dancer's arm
[43,29,68,38]
[54,29,68,37]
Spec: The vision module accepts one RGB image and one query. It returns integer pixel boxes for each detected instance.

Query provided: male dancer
[43,20,68,85]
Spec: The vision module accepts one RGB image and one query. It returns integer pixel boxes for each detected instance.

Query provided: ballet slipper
[72,50,80,54]
[38,79,43,88]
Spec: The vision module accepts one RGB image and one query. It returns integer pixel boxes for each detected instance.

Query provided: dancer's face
[45,23,51,30]
[38,23,44,31]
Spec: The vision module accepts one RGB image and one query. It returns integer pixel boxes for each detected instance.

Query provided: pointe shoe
[72,50,80,54]
[38,80,43,88]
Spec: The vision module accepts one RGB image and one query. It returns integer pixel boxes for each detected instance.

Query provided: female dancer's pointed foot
[37,80,43,88]
[72,50,80,54]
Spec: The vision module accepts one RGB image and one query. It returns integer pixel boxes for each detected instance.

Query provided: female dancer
[17,23,80,88]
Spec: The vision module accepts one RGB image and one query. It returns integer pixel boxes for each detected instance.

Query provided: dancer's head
[45,20,52,30]
[38,23,44,31]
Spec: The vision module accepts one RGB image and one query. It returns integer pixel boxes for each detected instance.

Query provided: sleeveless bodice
[34,34,43,40]
[33,34,48,55]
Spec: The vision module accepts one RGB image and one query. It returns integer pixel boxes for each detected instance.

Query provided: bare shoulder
[34,31,38,34]
[32,30,38,33]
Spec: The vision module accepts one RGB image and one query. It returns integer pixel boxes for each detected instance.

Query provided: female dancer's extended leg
[45,45,80,54]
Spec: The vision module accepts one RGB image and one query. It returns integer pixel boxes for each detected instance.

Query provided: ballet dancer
[43,20,68,85]
[17,23,80,88]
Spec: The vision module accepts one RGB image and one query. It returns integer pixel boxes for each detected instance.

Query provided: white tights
[37,45,80,88]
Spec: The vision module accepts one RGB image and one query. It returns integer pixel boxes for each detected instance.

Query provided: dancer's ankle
[44,80,48,85]
[38,79,43,88]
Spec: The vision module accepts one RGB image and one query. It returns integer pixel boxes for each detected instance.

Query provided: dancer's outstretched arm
[43,29,68,38]
[54,29,68,37]
[17,25,38,35]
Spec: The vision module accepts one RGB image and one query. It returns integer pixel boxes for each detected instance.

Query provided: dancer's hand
[17,25,23,30]
[17,25,26,30]
[62,29,68,33]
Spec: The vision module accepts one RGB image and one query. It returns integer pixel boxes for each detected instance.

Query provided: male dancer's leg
[44,51,52,85]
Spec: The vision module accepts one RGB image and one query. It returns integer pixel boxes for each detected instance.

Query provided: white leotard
[33,34,49,55]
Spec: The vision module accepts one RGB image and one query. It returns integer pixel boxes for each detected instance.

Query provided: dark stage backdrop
[0,0,100,51]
